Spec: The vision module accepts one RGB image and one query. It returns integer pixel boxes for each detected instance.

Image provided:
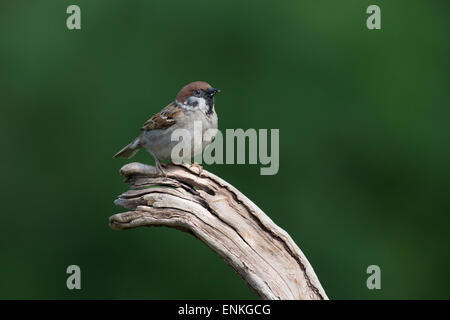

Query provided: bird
[113,81,220,176]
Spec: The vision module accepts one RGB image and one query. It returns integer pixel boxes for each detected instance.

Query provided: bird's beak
[207,87,220,96]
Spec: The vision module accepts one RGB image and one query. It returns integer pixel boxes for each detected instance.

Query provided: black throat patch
[205,96,214,116]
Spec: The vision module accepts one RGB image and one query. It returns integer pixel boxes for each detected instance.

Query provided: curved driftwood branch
[110,162,328,300]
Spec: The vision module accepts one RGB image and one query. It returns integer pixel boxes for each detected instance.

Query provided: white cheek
[184,97,209,114]
[198,98,209,114]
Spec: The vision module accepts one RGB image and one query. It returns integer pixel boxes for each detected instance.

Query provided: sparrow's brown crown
[176,81,212,103]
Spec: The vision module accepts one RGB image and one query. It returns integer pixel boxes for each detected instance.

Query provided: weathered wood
[110,162,328,300]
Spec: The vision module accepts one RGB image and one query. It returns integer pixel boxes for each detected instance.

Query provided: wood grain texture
[110,162,328,300]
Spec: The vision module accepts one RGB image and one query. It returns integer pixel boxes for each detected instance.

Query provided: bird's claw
[190,162,203,177]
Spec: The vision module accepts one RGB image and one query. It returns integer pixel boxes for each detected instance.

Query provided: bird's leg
[190,162,203,176]
[155,158,167,177]
[156,158,167,177]
[150,152,167,177]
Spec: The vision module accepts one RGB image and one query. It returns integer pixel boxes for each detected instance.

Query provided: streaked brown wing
[141,102,183,131]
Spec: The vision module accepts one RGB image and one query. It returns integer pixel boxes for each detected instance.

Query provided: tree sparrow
[113,81,220,176]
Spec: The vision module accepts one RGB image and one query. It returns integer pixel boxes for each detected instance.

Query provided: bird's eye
[194,89,201,97]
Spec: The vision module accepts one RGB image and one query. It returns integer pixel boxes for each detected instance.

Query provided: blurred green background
[1,0,449,299]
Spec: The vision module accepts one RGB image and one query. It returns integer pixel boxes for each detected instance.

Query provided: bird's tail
[113,137,141,159]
